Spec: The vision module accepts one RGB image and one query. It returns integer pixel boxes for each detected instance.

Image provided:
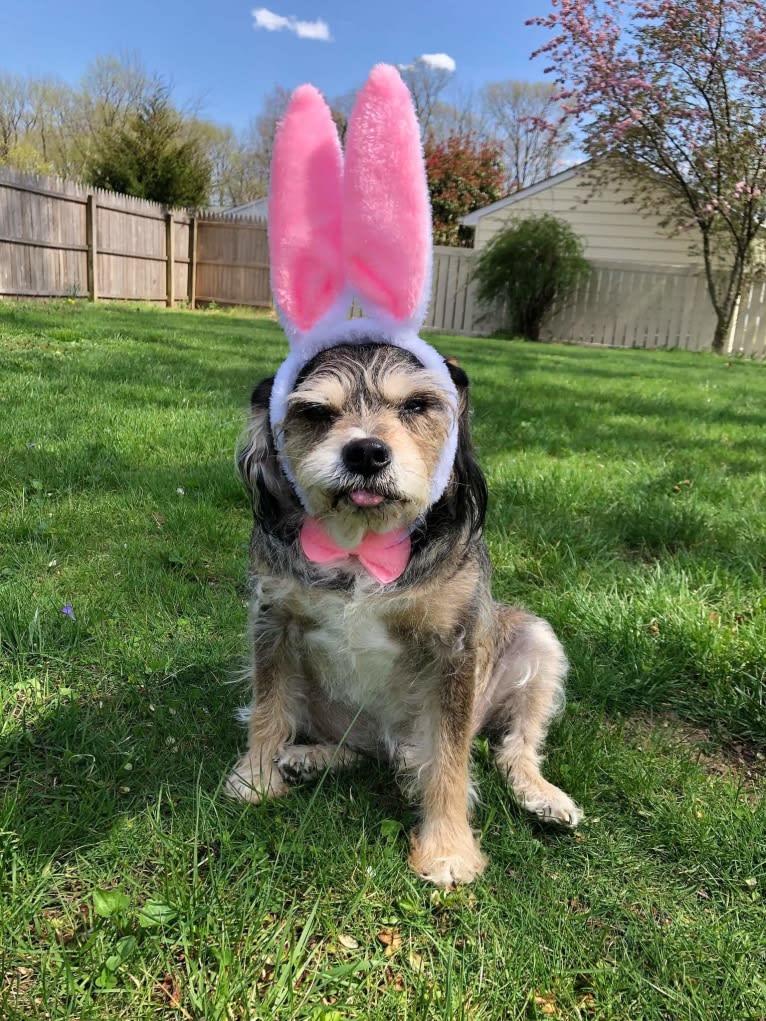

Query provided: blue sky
[2,0,554,131]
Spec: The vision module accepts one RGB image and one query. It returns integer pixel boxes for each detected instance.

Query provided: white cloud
[397,53,457,74]
[252,7,331,41]
[253,7,289,29]
[293,17,330,39]
[418,53,456,72]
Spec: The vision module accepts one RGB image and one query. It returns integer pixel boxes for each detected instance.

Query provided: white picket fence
[426,247,766,358]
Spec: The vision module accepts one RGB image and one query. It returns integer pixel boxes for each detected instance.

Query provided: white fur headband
[267,63,459,513]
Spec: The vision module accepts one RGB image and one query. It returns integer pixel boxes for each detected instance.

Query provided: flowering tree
[424,133,505,246]
[529,0,766,351]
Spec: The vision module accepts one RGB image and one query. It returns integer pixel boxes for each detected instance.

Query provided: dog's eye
[299,403,337,426]
[401,397,430,416]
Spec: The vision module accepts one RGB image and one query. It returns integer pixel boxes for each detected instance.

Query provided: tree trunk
[712,316,728,354]
[700,232,747,355]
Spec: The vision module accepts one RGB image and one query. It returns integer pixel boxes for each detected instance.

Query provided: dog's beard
[297,449,428,548]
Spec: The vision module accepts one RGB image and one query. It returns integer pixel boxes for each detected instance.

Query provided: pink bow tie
[300,516,411,584]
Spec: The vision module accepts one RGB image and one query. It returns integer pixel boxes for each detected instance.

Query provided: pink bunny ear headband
[267,63,459,514]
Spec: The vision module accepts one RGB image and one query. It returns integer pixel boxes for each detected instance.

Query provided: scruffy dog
[226,342,582,886]
[224,66,582,887]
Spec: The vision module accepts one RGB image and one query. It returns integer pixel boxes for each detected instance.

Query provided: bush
[473,214,590,340]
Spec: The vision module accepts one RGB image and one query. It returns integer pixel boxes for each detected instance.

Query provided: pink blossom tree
[529,0,766,351]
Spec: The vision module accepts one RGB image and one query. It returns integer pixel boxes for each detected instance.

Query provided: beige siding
[474,169,702,267]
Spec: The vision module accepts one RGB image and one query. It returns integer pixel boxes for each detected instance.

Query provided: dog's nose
[342,437,392,476]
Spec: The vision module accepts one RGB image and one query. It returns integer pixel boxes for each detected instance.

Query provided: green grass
[1,300,764,1021]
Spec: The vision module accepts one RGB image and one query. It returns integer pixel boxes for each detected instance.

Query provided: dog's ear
[237,376,274,491]
[237,377,296,522]
[444,358,487,536]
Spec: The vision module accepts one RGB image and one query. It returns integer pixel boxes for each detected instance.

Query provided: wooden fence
[0,167,270,308]
[2,167,765,357]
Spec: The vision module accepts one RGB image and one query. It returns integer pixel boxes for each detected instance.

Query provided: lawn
[1,300,764,1021]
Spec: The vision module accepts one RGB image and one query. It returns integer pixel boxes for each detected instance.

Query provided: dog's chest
[296,588,404,706]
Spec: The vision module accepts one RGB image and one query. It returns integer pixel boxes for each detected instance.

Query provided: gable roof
[460,161,589,226]
[225,196,269,218]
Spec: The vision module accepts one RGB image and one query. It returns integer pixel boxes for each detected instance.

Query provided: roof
[225,196,269,217]
[460,161,589,226]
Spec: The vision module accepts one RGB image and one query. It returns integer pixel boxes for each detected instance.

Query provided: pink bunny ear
[343,64,432,328]
[268,85,344,335]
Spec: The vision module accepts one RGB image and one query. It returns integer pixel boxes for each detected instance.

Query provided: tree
[188,120,265,209]
[68,55,166,177]
[27,78,79,174]
[473,214,590,340]
[480,80,570,190]
[235,84,357,206]
[529,0,766,352]
[88,89,212,207]
[424,133,505,246]
[241,84,293,185]
[0,75,35,162]
[399,58,454,137]
[0,57,169,180]
[425,90,491,147]
[328,89,358,144]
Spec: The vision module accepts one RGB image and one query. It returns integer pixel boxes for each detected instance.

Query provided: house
[454,159,759,351]
[224,196,269,220]
[460,160,702,268]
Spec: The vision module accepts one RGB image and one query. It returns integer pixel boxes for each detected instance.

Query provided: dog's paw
[224,755,288,804]
[519,780,583,828]
[409,833,487,888]
[274,745,324,785]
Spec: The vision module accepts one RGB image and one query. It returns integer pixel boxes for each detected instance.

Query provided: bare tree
[398,58,454,137]
[27,78,79,174]
[427,86,491,145]
[480,80,570,190]
[328,88,358,144]
[0,75,34,160]
[190,120,266,208]
[241,85,292,183]
[79,55,163,134]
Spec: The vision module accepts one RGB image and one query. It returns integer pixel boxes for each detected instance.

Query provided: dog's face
[277,344,457,547]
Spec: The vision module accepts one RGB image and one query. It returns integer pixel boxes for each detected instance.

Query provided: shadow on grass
[0,657,426,864]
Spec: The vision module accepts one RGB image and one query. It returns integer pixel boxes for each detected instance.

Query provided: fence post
[86,193,98,302]
[165,211,175,307]
[725,292,741,355]
[188,215,197,307]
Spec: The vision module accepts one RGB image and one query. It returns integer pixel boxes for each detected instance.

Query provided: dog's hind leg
[486,608,583,828]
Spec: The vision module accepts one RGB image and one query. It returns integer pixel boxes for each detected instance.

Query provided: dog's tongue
[350,490,384,507]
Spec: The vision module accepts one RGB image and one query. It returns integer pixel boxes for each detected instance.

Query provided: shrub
[473,214,590,340]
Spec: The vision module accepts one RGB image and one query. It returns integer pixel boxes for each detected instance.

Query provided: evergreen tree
[88,89,211,207]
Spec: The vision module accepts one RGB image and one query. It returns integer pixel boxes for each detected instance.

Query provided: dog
[225,340,583,887]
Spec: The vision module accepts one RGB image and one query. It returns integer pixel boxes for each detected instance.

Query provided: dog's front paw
[519,780,583,828]
[274,744,323,785]
[409,831,487,888]
[224,754,288,804]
